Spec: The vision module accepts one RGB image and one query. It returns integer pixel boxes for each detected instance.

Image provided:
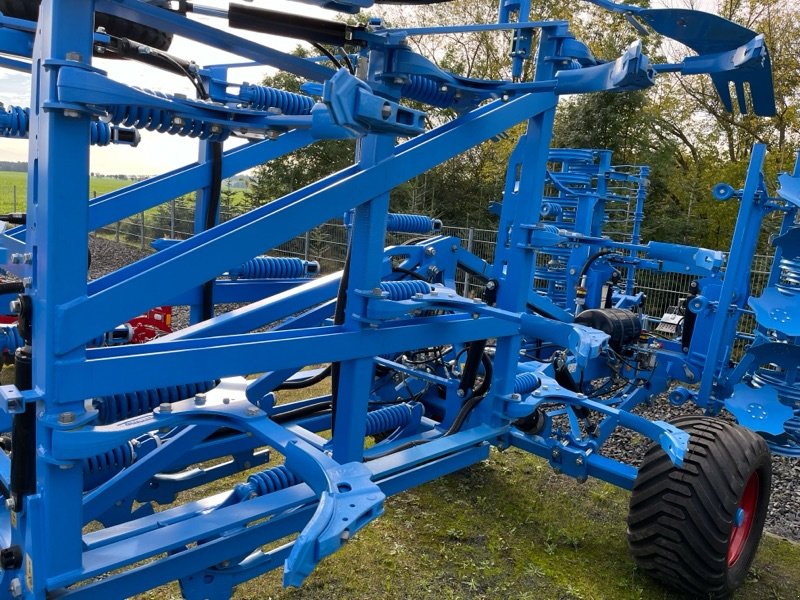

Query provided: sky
[0,0,719,176]
[0,0,329,175]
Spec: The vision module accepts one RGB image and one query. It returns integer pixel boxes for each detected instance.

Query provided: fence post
[140,212,145,250]
[304,230,310,262]
[170,200,176,238]
[463,227,474,294]
[12,186,16,213]
[115,221,120,242]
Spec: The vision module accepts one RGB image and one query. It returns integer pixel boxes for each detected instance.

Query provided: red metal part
[728,471,760,567]
[127,306,173,343]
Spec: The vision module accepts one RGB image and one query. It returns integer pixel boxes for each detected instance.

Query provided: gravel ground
[89,235,800,542]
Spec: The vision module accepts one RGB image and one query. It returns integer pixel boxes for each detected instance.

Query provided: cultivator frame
[0,0,792,598]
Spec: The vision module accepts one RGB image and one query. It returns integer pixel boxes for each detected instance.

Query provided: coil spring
[751,368,800,452]
[386,213,439,234]
[90,121,112,146]
[238,84,315,115]
[94,380,218,424]
[365,403,413,436]
[83,442,135,491]
[108,89,229,141]
[230,256,309,279]
[0,105,28,137]
[0,325,23,355]
[380,280,432,300]
[401,76,456,109]
[235,465,299,501]
[513,373,540,395]
[776,255,800,296]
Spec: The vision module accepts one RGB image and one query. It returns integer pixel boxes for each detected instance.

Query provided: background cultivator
[0,0,795,598]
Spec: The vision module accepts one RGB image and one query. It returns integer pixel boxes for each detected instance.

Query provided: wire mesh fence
[92,195,774,339]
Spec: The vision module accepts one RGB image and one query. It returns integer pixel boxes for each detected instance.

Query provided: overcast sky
[0,0,717,176]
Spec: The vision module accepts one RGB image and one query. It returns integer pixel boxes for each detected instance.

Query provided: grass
[124,382,800,600]
[0,171,249,215]
[0,171,132,212]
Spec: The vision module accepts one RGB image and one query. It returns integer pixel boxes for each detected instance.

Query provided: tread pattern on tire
[0,0,172,51]
[627,416,771,599]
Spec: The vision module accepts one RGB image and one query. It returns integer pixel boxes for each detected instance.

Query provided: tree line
[244,0,800,254]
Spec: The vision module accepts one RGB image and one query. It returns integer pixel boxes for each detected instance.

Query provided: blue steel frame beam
[57,93,559,354]
[57,316,521,399]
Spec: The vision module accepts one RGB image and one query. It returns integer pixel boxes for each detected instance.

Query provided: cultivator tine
[584,2,777,116]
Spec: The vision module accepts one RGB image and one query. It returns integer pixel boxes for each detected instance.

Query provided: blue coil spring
[108,90,229,140]
[0,105,28,137]
[365,403,413,436]
[238,84,315,115]
[230,256,308,279]
[513,373,540,394]
[777,255,800,296]
[386,213,439,234]
[0,325,24,355]
[83,442,135,491]
[380,280,432,300]
[94,380,218,424]
[247,465,299,495]
[401,76,456,108]
[90,121,112,146]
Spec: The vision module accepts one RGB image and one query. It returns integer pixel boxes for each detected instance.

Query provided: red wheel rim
[728,472,760,567]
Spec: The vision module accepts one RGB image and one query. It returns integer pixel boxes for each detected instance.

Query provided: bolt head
[456,389,465,397]
[59,411,75,424]
[246,406,260,416]
[160,403,173,413]
[4,498,14,511]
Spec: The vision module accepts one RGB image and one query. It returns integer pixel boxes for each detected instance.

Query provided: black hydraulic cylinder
[228,4,367,47]
[458,340,487,397]
[10,347,34,512]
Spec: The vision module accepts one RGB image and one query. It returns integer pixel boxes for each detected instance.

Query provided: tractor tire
[627,416,771,599]
[0,0,173,51]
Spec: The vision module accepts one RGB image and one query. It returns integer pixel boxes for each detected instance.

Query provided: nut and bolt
[575,456,585,466]
[160,402,173,413]
[10,254,22,264]
[58,412,75,424]
[245,406,260,416]
[456,389,465,397]
[194,393,207,406]
[424,246,436,257]
[65,52,83,61]
[9,577,22,599]
[551,448,561,459]
[4,498,15,512]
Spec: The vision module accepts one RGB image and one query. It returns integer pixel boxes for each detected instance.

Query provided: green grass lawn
[0,171,248,215]
[129,446,800,600]
[0,171,132,212]
[126,384,800,600]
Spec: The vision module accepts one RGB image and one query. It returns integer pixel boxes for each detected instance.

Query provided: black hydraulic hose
[330,243,352,434]
[276,365,332,390]
[392,267,430,282]
[271,403,332,424]
[458,340,487,396]
[200,141,223,321]
[10,347,33,512]
[312,42,344,70]
[0,282,24,296]
[578,250,614,281]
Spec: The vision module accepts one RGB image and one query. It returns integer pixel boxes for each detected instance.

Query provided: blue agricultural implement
[0,0,791,598]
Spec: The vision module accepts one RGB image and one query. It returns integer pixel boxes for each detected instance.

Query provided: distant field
[0,171,248,214]
[0,171,131,212]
